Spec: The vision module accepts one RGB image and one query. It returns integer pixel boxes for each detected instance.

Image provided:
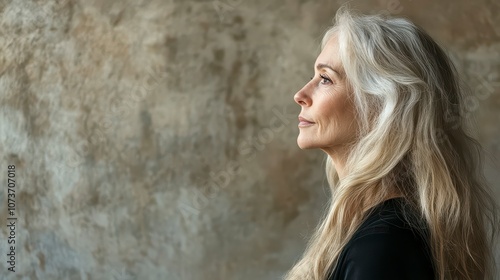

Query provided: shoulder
[331,198,435,280]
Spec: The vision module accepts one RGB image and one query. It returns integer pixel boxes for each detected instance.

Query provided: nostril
[294,94,303,104]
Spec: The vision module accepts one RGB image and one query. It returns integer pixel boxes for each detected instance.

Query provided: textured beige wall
[0,0,498,279]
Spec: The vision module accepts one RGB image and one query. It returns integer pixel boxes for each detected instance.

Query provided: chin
[296,138,316,150]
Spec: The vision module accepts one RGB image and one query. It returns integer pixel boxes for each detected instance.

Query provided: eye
[319,74,332,85]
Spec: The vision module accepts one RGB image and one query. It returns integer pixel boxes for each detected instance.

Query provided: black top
[327,197,436,280]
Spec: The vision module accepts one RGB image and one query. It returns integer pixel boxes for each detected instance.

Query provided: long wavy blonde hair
[285,7,499,280]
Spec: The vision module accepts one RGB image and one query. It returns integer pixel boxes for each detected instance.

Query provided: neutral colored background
[0,0,498,279]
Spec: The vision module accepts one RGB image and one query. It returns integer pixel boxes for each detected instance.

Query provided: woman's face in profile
[294,35,359,156]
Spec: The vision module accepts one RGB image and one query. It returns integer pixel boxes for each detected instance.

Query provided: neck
[322,145,350,180]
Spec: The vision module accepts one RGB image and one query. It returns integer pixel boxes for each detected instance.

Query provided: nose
[294,82,312,107]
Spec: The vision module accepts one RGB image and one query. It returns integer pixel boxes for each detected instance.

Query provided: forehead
[315,35,341,68]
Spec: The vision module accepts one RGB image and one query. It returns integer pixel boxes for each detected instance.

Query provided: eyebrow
[316,63,344,78]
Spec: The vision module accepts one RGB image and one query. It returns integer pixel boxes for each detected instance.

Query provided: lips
[298,116,313,122]
[298,116,315,126]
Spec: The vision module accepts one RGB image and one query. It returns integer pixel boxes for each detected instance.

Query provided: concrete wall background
[0,0,498,279]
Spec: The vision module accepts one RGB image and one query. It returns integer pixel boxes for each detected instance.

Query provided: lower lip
[298,121,315,127]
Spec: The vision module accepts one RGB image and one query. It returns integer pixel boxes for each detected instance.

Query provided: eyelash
[310,74,332,85]
[319,74,332,84]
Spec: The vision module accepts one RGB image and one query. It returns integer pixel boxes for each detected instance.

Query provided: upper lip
[298,116,314,123]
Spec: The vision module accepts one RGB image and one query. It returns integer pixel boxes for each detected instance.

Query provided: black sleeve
[339,230,435,280]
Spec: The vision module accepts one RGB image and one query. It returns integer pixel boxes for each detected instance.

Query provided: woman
[285,7,498,280]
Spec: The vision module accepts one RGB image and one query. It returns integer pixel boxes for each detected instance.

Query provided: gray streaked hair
[285,6,498,280]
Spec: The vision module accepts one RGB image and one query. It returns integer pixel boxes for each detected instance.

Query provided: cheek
[318,101,353,137]
[318,101,343,129]
[321,114,342,137]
